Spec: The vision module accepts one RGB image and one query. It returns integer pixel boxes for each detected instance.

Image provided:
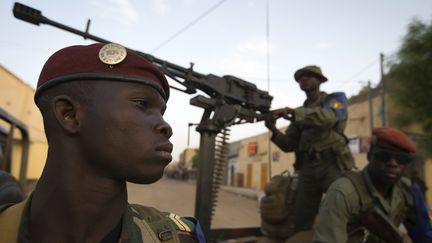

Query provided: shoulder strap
[130,204,181,243]
[344,172,373,211]
[0,198,28,243]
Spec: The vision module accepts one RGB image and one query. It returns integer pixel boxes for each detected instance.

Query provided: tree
[388,18,432,156]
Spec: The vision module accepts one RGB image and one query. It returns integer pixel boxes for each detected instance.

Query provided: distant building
[0,64,47,190]
[179,148,198,170]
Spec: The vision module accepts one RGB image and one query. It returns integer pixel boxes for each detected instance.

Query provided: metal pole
[194,131,217,238]
[380,53,386,127]
[266,0,272,179]
[367,81,374,135]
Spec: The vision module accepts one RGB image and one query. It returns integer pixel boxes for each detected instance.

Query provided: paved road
[127,177,261,228]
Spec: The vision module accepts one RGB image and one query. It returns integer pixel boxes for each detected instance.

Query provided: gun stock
[358,207,404,243]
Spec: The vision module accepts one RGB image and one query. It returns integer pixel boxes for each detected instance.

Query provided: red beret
[372,127,416,153]
[35,43,169,103]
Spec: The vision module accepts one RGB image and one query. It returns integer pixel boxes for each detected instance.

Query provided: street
[127,177,261,229]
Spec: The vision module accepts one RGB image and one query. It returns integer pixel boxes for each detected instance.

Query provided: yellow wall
[0,65,47,180]
[180,148,198,168]
[236,132,295,190]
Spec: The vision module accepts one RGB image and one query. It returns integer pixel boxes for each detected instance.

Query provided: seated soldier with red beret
[314,127,432,243]
[0,43,204,243]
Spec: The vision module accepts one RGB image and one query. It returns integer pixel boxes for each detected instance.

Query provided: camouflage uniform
[313,169,415,243]
[0,196,205,243]
[271,91,354,230]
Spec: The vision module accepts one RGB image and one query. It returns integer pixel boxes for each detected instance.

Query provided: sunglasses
[372,150,412,165]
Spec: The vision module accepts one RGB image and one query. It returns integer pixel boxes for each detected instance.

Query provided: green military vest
[0,198,184,243]
[344,171,413,242]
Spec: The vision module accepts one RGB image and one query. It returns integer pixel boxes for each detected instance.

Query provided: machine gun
[13,2,272,240]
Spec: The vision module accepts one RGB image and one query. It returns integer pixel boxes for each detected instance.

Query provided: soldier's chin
[127,172,164,184]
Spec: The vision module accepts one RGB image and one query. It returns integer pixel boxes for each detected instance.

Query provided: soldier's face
[367,148,408,185]
[298,74,321,92]
[79,81,173,184]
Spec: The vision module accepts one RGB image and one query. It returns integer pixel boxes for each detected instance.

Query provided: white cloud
[91,0,139,25]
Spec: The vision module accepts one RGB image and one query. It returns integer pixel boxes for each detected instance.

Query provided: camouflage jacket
[0,196,205,243]
[271,91,353,170]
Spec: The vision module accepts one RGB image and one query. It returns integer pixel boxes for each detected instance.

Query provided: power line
[344,58,379,84]
[150,0,228,53]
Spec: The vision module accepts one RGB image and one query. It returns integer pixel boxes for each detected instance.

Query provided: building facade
[0,65,47,188]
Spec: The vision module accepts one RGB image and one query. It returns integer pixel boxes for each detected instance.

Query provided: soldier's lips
[156,150,172,162]
[383,172,398,179]
[155,142,173,162]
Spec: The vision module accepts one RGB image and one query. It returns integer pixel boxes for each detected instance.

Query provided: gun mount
[13,2,273,241]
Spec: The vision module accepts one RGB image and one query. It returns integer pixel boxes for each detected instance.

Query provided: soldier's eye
[133,99,149,109]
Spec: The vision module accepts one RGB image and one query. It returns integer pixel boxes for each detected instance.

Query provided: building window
[247,142,257,156]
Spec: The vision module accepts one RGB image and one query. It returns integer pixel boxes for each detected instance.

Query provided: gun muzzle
[13,2,44,26]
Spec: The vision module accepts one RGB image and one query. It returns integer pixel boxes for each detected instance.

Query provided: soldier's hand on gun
[265,107,295,132]
[271,107,295,120]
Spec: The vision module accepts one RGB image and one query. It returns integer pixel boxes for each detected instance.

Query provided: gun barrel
[13,2,273,119]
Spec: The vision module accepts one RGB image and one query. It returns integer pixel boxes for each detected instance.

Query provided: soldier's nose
[156,120,173,139]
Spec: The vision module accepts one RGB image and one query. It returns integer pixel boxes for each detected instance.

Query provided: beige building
[179,148,198,169]
[0,65,47,189]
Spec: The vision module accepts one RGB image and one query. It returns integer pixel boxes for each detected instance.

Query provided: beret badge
[98,43,127,65]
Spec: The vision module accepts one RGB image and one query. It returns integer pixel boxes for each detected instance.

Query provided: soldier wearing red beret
[314,127,432,243]
[0,43,205,243]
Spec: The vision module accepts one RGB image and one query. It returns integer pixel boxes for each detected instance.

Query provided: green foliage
[388,18,432,156]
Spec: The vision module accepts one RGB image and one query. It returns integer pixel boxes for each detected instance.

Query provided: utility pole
[380,53,386,127]
[367,81,374,135]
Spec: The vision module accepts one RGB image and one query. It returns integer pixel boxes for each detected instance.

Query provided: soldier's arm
[270,123,301,152]
[294,92,348,128]
[314,179,359,243]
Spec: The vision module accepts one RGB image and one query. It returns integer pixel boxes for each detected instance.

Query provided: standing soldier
[314,127,432,243]
[0,43,204,243]
[264,65,354,234]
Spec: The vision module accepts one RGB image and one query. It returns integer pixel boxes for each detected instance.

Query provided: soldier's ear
[52,95,82,134]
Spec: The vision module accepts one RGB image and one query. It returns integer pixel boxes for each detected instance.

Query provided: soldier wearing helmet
[264,65,354,235]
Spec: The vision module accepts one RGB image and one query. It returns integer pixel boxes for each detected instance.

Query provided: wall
[0,65,47,181]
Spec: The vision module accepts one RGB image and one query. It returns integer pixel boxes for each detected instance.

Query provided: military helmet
[294,65,328,82]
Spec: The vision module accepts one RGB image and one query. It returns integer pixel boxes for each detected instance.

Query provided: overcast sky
[1,0,431,161]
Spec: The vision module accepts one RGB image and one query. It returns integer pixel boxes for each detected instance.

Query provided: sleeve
[313,184,357,243]
[163,213,206,243]
[405,182,432,242]
[294,92,348,128]
[270,123,300,152]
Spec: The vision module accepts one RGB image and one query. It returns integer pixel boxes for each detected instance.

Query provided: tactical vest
[344,172,413,242]
[0,199,182,243]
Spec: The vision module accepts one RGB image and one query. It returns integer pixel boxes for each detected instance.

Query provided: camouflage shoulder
[326,92,348,105]
[161,212,196,234]
[328,176,357,196]
[323,92,348,119]
[328,91,347,99]
[162,212,206,243]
